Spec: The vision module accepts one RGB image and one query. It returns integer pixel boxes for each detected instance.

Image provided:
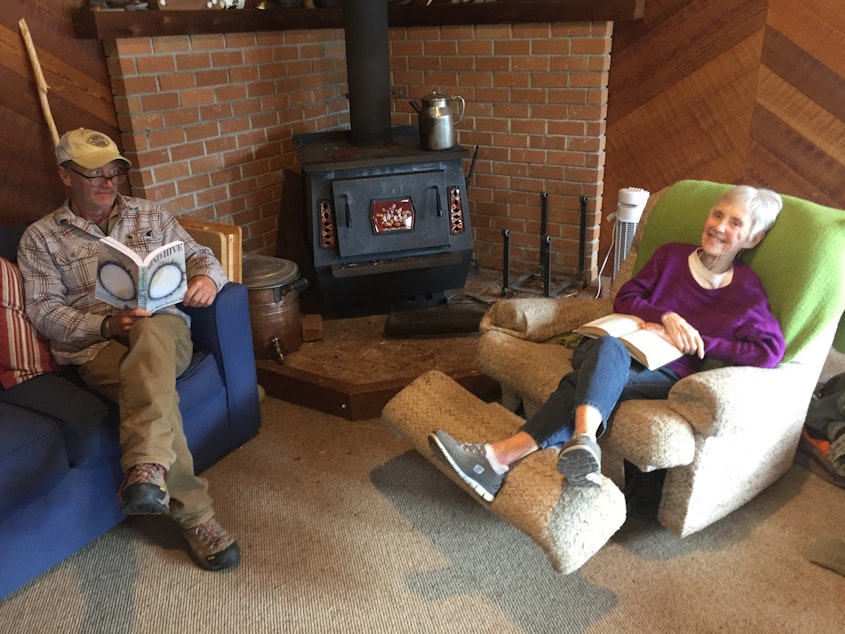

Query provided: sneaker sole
[428,433,495,502]
[557,445,602,488]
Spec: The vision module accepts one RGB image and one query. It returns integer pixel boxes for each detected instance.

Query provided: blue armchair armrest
[184,282,261,447]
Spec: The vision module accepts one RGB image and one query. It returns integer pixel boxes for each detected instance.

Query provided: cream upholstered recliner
[477,179,845,538]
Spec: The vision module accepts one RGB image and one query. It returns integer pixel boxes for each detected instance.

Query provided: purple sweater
[613,243,785,378]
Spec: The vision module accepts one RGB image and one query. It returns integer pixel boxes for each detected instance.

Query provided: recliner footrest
[381,370,627,574]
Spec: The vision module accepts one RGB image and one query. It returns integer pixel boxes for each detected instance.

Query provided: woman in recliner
[429,185,786,502]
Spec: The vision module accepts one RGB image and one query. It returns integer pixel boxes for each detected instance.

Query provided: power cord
[593,213,618,299]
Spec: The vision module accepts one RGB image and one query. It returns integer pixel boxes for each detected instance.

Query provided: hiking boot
[182,516,241,571]
[428,430,505,502]
[118,463,169,515]
[557,434,602,487]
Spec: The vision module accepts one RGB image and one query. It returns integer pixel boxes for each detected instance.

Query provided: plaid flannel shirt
[17,195,228,365]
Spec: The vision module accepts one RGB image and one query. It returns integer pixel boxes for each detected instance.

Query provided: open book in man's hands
[95,237,187,312]
[574,313,683,371]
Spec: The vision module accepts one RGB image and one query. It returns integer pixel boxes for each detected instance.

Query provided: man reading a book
[429,185,786,501]
[17,128,239,571]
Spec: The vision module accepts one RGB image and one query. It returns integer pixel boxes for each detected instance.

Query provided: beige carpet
[0,396,843,633]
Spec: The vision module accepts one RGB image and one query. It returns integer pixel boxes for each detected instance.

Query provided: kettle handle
[450,96,465,124]
[408,99,421,114]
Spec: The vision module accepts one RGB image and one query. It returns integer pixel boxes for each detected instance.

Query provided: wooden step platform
[255,312,499,420]
[252,267,600,420]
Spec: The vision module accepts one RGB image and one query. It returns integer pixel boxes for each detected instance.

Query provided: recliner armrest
[604,362,817,473]
[667,363,813,438]
[480,296,612,342]
[183,282,260,444]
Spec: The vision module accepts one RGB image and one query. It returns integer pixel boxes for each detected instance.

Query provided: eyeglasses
[66,166,128,187]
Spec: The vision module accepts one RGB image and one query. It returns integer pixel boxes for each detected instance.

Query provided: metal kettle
[409,91,465,151]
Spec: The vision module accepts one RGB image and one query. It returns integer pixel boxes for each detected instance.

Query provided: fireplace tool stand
[500,192,588,298]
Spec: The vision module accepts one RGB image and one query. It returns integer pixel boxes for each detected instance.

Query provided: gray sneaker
[428,430,505,502]
[557,434,602,487]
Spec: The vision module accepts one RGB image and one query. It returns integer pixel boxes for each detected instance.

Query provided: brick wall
[104,21,611,281]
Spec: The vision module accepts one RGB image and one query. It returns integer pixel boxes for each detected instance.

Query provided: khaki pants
[78,313,214,528]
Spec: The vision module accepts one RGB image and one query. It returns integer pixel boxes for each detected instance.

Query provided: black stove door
[331,169,452,259]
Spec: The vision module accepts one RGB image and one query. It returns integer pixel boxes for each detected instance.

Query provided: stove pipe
[344,0,393,147]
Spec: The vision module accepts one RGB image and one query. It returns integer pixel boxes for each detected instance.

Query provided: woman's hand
[659,312,705,359]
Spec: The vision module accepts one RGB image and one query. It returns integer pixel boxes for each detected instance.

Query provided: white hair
[717,185,783,236]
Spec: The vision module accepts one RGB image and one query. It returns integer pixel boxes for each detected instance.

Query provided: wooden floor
[255,267,598,420]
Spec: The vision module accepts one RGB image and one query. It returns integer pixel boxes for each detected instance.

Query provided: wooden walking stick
[19,18,60,146]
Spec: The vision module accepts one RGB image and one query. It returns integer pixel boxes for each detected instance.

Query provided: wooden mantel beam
[72,1,645,40]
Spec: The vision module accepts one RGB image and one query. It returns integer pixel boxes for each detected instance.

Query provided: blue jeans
[518,336,681,449]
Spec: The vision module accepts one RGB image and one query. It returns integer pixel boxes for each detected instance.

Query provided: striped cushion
[0,257,57,388]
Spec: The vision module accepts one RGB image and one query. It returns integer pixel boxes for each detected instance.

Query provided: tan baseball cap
[55,128,131,169]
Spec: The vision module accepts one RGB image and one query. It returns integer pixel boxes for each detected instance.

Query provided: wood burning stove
[296,125,473,313]
[294,0,474,313]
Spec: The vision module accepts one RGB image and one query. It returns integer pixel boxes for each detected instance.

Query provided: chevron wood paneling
[603,0,845,266]
[0,0,119,226]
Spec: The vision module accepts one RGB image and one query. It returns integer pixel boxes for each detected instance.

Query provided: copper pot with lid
[242,253,308,362]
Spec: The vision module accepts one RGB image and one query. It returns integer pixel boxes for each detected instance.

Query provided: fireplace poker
[555,195,589,294]
[540,192,549,296]
[500,191,589,298]
[543,234,552,297]
[464,144,479,190]
[500,191,549,296]
[578,194,587,279]
[540,191,549,240]
[500,229,510,296]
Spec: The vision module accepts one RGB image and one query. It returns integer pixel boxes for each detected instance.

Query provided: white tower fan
[612,187,650,278]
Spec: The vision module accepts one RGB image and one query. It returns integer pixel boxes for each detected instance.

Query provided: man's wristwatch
[100,316,112,340]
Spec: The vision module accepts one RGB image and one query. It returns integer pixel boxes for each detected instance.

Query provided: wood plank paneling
[0,71,66,224]
[0,0,118,226]
[750,107,845,205]
[602,0,845,270]
[761,28,845,124]
[752,0,845,205]
[757,67,845,168]
[606,30,761,201]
